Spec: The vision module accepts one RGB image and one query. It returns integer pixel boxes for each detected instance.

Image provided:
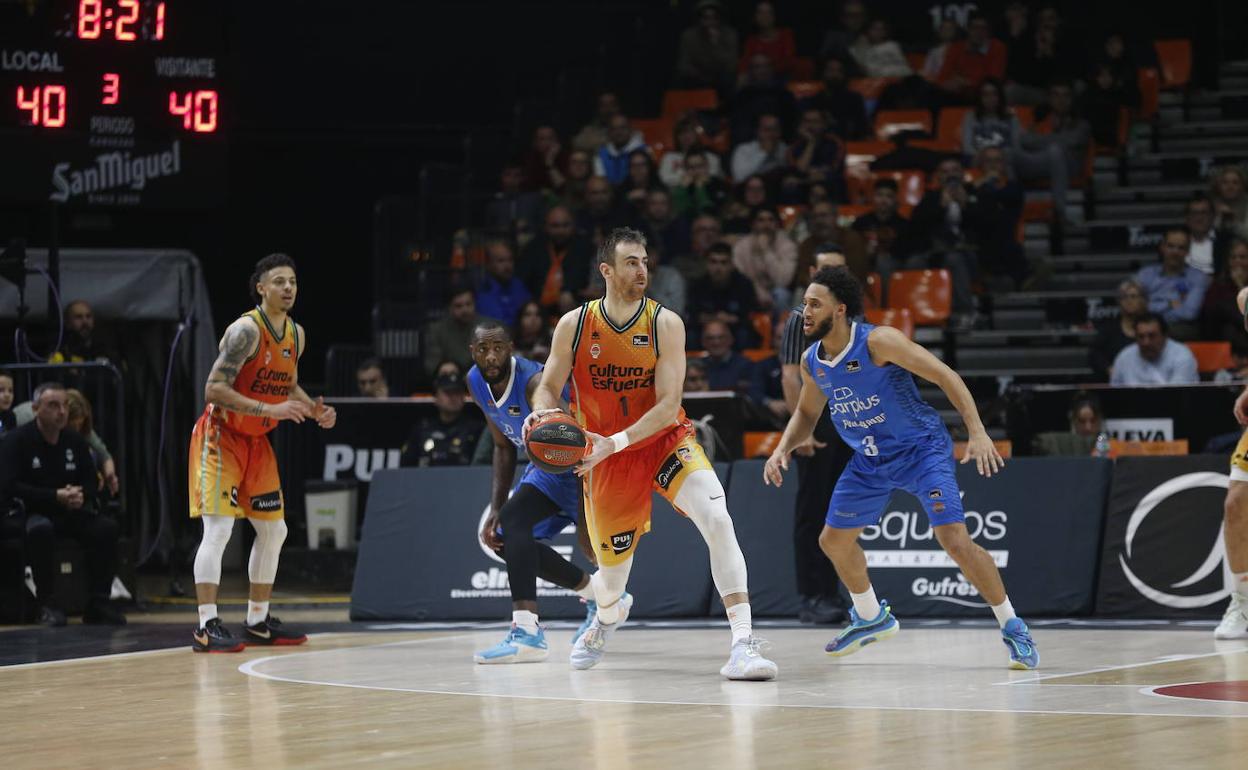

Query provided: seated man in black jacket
[0,381,124,626]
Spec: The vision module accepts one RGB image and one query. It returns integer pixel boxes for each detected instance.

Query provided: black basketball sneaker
[192,618,245,653]
[242,615,308,646]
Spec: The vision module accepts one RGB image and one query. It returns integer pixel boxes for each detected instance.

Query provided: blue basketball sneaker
[571,592,633,647]
[825,601,900,657]
[473,624,549,665]
[1001,618,1039,670]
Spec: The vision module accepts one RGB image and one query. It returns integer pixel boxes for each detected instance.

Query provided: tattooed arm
[203,319,310,422]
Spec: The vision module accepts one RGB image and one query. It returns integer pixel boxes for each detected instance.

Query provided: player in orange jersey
[527,227,777,680]
[187,253,336,652]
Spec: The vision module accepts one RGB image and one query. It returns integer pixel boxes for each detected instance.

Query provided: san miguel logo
[49,141,182,203]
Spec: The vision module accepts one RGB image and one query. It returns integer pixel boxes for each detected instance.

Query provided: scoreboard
[0,1,227,209]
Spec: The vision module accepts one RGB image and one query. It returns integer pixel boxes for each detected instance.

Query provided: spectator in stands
[644,244,687,318]
[739,1,796,80]
[0,369,14,435]
[674,213,724,282]
[356,358,390,399]
[721,173,771,235]
[65,388,118,497]
[560,150,593,211]
[485,164,544,243]
[786,108,847,199]
[961,79,1022,158]
[521,205,595,313]
[923,18,961,80]
[1089,278,1148,381]
[900,156,983,321]
[731,113,788,182]
[1210,165,1248,236]
[422,288,479,379]
[1033,393,1102,456]
[640,188,691,260]
[513,300,553,363]
[1004,8,1082,106]
[1110,313,1199,386]
[476,238,531,327]
[971,146,1028,288]
[700,321,756,398]
[572,91,622,154]
[675,0,739,94]
[399,373,483,467]
[936,12,1007,102]
[849,18,912,79]
[0,382,124,626]
[577,176,633,247]
[731,55,797,144]
[750,318,791,427]
[52,300,115,366]
[670,149,730,219]
[521,125,568,195]
[594,115,647,186]
[687,242,760,348]
[818,0,868,70]
[1201,236,1248,353]
[800,56,868,141]
[659,118,724,189]
[733,206,798,310]
[620,150,665,212]
[1136,227,1209,339]
[684,358,710,393]
[795,200,868,290]
[1081,62,1134,149]
[1186,193,1227,276]
[852,179,909,283]
[1019,81,1089,221]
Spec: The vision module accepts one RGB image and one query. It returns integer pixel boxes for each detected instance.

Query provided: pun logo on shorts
[609,530,635,555]
[655,453,683,490]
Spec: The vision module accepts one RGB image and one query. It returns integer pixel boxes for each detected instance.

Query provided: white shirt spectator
[1187,231,1216,275]
[731,139,788,181]
[1110,339,1199,385]
[658,151,724,188]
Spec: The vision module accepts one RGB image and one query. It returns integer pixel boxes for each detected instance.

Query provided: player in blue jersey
[467,320,630,664]
[763,267,1038,669]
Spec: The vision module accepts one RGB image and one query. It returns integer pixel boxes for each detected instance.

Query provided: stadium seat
[750,311,773,349]
[865,272,883,309]
[1187,341,1233,373]
[661,89,717,118]
[888,269,952,326]
[865,307,914,338]
[850,77,899,101]
[905,51,926,73]
[744,431,782,458]
[1110,439,1189,457]
[874,169,927,207]
[935,106,969,146]
[952,440,1013,459]
[874,109,932,141]
[1137,68,1160,119]
[631,117,673,150]
[742,348,774,362]
[786,80,825,100]
[1154,39,1192,90]
[845,140,894,166]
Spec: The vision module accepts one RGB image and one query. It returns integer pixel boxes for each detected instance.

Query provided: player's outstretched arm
[764,362,828,487]
[525,308,580,436]
[204,319,309,422]
[868,325,1002,477]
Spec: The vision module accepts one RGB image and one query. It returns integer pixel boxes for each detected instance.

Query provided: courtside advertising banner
[862,458,1112,617]
[1096,456,1235,618]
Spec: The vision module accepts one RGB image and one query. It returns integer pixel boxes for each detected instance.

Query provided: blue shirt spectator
[594,115,648,185]
[1110,313,1199,385]
[475,239,531,327]
[700,320,757,399]
[1135,229,1209,326]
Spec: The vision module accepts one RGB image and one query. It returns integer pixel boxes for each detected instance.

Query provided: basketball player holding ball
[526,227,777,680]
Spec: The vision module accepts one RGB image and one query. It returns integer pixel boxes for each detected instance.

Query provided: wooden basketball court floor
[3,619,1248,769]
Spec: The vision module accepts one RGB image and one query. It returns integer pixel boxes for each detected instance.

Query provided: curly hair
[249,253,296,304]
[809,265,864,318]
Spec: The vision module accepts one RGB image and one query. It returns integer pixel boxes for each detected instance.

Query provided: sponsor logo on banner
[323,444,401,482]
[49,141,183,203]
[449,500,579,599]
[1117,471,1231,609]
[1104,418,1174,442]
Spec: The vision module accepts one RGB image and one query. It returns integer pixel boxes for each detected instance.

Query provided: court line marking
[237,636,1248,719]
[1140,681,1248,705]
[994,649,1246,686]
[0,631,353,671]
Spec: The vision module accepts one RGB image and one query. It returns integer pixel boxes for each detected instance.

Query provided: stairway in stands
[926,59,1248,441]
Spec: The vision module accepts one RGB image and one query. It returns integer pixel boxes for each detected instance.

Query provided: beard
[481,357,512,385]
[805,317,833,343]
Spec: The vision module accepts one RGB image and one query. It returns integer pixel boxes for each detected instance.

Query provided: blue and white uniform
[804,322,963,529]
[467,355,580,539]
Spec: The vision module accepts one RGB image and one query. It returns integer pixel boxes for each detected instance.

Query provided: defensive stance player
[188,254,336,652]
[468,320,630,663]
[1217,283,1248,639]
[764,266,1039,669]
[527,227,777,680]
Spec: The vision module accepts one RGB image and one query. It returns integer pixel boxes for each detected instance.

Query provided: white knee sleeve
[590,558,633,623]
[674,469,749,597]
[193,515,235,585]
[248,518,288,585]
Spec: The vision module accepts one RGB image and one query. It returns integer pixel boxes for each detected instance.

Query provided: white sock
[991,598,1017,628]
[576,578,595,601]
[850,587,881,621]
[512,609,539,634]
[726,602,752,644]
[198,603,218,628]
[596,596,621,625]
[1234,572,1248,600]
[246,600,269,626]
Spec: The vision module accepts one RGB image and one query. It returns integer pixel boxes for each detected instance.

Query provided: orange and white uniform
[188,308,299,521]
[569,297,712,565]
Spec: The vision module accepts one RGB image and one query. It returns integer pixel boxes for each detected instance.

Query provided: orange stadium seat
[936,106,969,146]
[750,311,773,349]
[1110,439,1189,457]
[631,117,673,153]
[874,109,932,141]
[786,80,825,100]
[865,307,915,338]
[865,272,883,309]
[953,440,1013,459]
[905,52,926,73]
[845,140,893,165]
[1138,68,1160,118]
[744,431,782,458]
[1155,39,1192,90]
[1188,341,1233,373]
[874,169,927,207]
[661,89,717,118]
[742,348,774,362]
[888,269,952,326]
[850,77,898,101]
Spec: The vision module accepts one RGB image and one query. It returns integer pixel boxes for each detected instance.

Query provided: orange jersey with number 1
[211,308,300,437]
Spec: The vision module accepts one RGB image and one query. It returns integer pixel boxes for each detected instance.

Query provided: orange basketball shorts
[582,424,712,566]
[188,413,285,520]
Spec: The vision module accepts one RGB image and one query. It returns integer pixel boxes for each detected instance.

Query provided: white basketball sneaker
[570,617,618,670]
[720,636,778,681]
[1215,593,1248,640]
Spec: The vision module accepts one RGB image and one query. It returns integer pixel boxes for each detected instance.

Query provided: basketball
[525,413,589,473]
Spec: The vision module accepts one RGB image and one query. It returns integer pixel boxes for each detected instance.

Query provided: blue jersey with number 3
[804,322,945,459]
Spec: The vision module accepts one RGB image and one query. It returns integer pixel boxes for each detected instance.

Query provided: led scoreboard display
[0,1,226,208]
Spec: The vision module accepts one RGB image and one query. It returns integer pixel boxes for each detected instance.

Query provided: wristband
[609,431,631,454]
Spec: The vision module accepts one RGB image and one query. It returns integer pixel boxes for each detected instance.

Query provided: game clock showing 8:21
[0,1,226,209]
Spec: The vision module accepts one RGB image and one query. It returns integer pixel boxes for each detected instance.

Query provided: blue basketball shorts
[826,433,965,529]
